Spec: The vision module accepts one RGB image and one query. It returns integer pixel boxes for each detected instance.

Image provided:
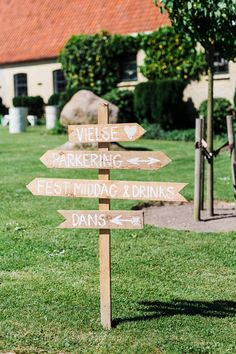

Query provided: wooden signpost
[27,103,187,329]
[194,115,236,221]
[226,115,236,198]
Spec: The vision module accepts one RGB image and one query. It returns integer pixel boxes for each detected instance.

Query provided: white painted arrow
[127,157,160,165]
[111,215,142,226]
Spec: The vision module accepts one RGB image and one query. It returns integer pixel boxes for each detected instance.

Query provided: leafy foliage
[134,79,190,130]
[60,27,207,102]
[0,97,8,115]
[154,0,236,60]
[47,93,61,106]
[140,26,205,81]
[59,31,139,96]
[13,96,45,118]
[199,97,233,134]
[143,123,195,141]
[47,119,67,135]
[102,89,135,122]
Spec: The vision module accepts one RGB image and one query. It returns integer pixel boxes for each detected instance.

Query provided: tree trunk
[206,43,214,217]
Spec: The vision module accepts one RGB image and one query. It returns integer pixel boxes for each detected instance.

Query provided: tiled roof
[0,0,170,65]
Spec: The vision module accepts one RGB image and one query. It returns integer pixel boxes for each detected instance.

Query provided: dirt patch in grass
[134,201,236,233]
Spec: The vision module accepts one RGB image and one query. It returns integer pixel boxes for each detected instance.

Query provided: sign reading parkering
[40,150,171,170]
[27,103,187,329]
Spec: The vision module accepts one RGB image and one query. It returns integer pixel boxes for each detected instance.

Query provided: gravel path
[142,201,236,233]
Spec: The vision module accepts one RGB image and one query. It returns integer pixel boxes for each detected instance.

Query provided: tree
[154,0,236,216]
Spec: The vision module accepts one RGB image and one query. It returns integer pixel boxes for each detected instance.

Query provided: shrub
[59,31,139,96]
[102,89,135,122]
[0,97,8,115]
[199,98,232,135]
[47,120,67,135]
[134,79,189,130]
[48,93,61,106]
[13,96,45,118]
[234,87,236,108]
[140,26,205,82]
[142,121,195,141]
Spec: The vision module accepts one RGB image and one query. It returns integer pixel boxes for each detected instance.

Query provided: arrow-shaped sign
[27,178,187,202]
[68,123,146,143]
[58,210,144,229]
[40,150,171,170]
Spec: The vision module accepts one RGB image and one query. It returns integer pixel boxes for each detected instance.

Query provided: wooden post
[194,118,203,221]
[200,116,205,210]
[226,115,236,199]
[98,103,112,329]
[206,42,214,217]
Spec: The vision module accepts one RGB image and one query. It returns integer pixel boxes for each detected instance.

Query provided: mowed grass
[0,126,235,353]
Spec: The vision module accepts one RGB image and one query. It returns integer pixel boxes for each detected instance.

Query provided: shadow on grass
[113,299,236,326]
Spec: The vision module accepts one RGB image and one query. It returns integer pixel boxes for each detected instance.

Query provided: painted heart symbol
[124,125,137,140]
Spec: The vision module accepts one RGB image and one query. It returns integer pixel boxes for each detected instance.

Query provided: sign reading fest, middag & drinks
[27,103,187,329]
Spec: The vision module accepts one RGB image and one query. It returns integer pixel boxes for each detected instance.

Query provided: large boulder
[60,90,119,127]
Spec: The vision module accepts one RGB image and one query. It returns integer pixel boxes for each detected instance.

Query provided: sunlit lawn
[0,126,235,353]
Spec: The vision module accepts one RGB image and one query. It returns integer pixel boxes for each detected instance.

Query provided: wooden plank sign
[27,102,187,330]
[27,178,187,202]
[68,123,146,143]
[58,210,144,229]
[40,150,171,170]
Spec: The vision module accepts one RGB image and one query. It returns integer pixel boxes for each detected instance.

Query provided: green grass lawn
[0,126,235,353]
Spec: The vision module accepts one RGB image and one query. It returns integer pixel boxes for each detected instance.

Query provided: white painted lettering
[110,126,119,141]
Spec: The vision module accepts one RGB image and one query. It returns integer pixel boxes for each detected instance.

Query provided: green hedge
[134,79,189,130]
[13,96,45,118]
[199,97,232,135]
[102,89,135,122]
[0,97,8,116]
[48,93,61,106]
[143,122,195,141]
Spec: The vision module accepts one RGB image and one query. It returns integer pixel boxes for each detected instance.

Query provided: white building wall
[0,55,235,110]
[184,61,236,109]
[0,59,61,107]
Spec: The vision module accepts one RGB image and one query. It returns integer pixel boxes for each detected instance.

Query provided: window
[214,52,229,74]
[14,73,28,96]
[53,70,67,93]
[119,53,137,82]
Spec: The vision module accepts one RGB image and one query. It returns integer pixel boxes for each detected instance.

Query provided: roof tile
[0,0,170,64]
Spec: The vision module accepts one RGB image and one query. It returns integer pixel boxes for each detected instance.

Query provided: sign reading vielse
[40,150,171,170]
[68,123,146,143]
